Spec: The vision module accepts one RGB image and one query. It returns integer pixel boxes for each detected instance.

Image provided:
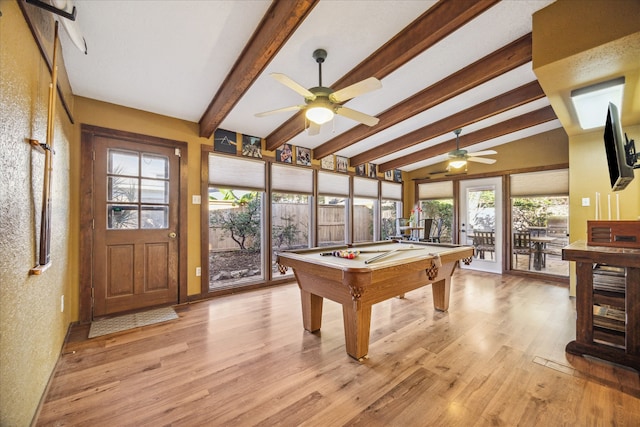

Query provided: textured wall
[0,1,74,425]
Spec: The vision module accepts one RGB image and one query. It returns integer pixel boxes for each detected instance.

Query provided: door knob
[169,232,177,239]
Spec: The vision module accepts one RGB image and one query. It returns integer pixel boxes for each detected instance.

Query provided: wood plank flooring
[36,270,640,426]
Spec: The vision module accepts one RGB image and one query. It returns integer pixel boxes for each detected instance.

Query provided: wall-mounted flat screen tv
[604,102,635,191]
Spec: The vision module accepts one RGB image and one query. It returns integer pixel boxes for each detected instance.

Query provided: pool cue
[39,21,60,268]
[319,247,425,256]
[364,249,399,264]
[358,247,424,253]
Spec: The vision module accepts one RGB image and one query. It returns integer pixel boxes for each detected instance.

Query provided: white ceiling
[57,0,561,171]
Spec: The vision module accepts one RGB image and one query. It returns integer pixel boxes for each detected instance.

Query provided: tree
[210,190,260,251]
[272,214,300,249]
[512,197,567,231]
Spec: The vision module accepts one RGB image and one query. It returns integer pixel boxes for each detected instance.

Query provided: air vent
[590,226,612,243]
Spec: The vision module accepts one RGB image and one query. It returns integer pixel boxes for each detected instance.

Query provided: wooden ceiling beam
[350,80,545,168]
[264,0,500,150]
[378,105,557,172]
[313,33,533,160]
[198,0,319,138]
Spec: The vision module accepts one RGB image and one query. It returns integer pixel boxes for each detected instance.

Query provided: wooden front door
[92,134,181,317]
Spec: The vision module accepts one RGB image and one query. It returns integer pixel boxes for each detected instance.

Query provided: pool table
[276,240,474,360]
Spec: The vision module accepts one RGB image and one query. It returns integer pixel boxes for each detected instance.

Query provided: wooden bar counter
[563,241,640,371]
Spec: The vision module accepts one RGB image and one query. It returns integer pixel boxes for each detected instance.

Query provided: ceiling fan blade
[468,150,497,157]
[467,157,496,164]
[329,77,382,103]
[255,105,303,118]
[336,106,379,126]
[270,73,315,99]
[307,121,321,136]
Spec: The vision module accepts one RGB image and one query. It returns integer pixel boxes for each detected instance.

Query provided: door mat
[89,306,178,339]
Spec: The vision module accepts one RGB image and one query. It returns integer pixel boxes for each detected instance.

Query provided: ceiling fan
[255,49,381,135]
[448,129,497,169]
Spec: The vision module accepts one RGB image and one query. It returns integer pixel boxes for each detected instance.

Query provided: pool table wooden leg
[431,276,451,312]
[300,290,323,332]
[342,303,372,360]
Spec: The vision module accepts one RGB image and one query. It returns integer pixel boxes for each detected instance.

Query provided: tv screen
[603,102,634,191]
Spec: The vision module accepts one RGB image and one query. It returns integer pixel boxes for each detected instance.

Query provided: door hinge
[175,148,181,157]
[92,219,95,229]
[92,150,95,161]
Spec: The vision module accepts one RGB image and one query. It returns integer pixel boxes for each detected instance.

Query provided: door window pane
[108,177,138,202]
[141,206,168,229]
[141,179,169,204]
[466,188,496,261]
[108,205,138,229]
[141,154,169,179]
[108,150,139,176]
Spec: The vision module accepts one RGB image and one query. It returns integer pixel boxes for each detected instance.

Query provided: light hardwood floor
[36,270,640,426]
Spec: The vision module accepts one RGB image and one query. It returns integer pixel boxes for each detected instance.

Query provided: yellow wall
[0,1,74,424]
[568,125,640,292]
[569,125,640,230]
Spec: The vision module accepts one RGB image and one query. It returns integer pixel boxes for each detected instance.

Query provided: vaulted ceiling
[57,0,563,172]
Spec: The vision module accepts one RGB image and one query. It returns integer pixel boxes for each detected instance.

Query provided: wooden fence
[209,203,372,251]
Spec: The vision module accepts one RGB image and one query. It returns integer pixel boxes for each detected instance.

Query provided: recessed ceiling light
[570,77,625,130]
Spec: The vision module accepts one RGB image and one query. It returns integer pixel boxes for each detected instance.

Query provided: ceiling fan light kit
[305,107,334,125]
[449,158,467,169]
[447,128,496,169]
[256,49,381,131]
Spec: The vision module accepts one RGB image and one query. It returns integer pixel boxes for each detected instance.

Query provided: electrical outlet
[582,197,590,207]
[195,267,201,277]
[60,295,64,313]
[192,195,201,205]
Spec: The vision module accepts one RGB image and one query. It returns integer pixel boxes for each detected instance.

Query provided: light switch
[192,195,201,205]
[582,197,590,207]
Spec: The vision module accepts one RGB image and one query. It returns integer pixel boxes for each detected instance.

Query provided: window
[510,169,569,276]
[317,171,350,246]
[272,164,313,278]
[381,181,402,240]
[107,149,170,229]
[353,198,376,242]
[353,177,379,242]
[418,181,453,243]
[206,154,266,292]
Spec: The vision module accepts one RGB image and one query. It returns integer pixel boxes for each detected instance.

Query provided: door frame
[79,124,189,322]
[459,176,503,274]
